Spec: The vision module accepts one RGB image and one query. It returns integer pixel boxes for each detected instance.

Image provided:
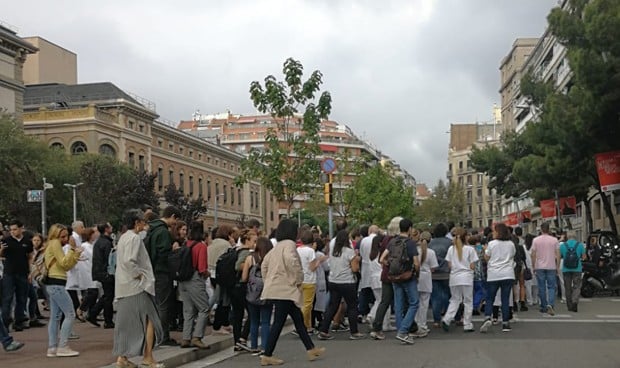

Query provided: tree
[343,164,415,227]
[236,58,332,216]
[163,184,207,225]
[415,180,466,227]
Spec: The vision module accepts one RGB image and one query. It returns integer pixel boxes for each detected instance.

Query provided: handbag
[523,265,533,281]
[32,254,56,285]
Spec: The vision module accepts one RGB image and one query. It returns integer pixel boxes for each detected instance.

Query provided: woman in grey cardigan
[113,209,164,368]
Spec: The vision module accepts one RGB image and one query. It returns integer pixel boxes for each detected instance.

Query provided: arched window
[70,141,87,155]
[50,142,65,151]
[99,144,116,157]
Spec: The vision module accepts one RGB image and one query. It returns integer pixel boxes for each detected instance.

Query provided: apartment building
[447,108,503,229]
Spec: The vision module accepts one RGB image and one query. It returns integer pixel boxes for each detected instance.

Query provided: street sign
[27,190,43,202]
[320,157,336,174]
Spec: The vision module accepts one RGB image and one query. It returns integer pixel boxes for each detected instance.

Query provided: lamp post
[63,182,84,223]
[213,193,225,227]
[42,178,54,237]
[294,201,301,228]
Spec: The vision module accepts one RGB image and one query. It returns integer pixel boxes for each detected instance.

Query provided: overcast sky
[5,0,557,186]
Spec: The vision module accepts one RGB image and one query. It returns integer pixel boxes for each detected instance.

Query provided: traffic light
[324,183,333,205]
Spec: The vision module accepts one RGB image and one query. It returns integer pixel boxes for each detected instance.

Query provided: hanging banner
[520,210,532,223]
[595,151,620,192]
[505,212,518,226]
[559,196,577,216]
[540,199,557,219]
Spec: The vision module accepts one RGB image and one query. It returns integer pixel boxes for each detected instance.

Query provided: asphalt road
[190,297,620,368]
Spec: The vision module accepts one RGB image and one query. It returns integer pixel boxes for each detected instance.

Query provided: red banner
[540,199,557,219]
[539,197,576,218]
[505,212,518,226]
[595,151,620,192]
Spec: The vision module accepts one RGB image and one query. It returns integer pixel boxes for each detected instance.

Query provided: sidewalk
[2,318,233,368]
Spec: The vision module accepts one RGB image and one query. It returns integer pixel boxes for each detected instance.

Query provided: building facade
[22,83,279,232]
[22,36,77,85]
[179,112,416,216]
[447,107,503,229]
[0,23,37,120]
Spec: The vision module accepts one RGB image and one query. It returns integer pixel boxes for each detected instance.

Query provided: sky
[5,0,558,186]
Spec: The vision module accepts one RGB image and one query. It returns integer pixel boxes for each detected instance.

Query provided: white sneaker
[47,348,57,357]
[480,319,492,333]
[384,325,397,332]
[56,347,80,357]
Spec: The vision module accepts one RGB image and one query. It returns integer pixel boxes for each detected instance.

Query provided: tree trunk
[598,188,618,235]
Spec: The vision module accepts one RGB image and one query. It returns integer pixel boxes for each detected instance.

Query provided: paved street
[200,297,620,368]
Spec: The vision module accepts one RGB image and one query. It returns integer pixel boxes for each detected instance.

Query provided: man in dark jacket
[90,222,115,328]
[146,205,181,346]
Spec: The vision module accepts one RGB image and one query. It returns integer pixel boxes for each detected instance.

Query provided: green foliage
[343,164,415,227]
[163,184,207,225]
[236,58,332,215]
[415,180,466,226]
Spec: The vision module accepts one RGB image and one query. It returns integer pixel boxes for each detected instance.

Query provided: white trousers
[415,291,431,330]
[442,285,473,330]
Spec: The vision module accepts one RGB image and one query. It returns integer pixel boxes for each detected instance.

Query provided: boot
[519,301,528,312]
[191,337,210,349]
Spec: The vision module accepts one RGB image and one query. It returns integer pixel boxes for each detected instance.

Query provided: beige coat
[261,239,304,307]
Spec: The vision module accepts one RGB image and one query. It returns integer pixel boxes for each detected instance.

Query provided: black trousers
[265,299,314,357]
[91,279,114,324]
[320,282,359,334]
[155,272,174,340]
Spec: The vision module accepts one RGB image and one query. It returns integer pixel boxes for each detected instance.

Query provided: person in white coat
[358,225,379,323]
[414,231,438,336]
[441,227,479,332]
[77,227,101,323]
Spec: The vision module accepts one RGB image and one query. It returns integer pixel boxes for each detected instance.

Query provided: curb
[99,335,233,368]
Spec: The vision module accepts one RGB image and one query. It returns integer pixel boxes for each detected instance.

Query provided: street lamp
[294,201,301,228]
[64,182,84,223]
[213,193,225,227]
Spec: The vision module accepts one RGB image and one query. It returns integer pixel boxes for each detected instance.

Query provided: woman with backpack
[231,229,256,351]
[241,236,273,355]
[177,221,210,349]
[441,227,479,332]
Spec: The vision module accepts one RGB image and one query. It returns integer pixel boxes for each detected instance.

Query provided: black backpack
[386,236,412,281]
[168,241,198,281]
[564,241,579,269]
[216,248,241,288]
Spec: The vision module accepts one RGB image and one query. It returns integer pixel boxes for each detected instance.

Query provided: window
[71,141,87,155]
[250,191,254,209]
[449,163,452,171]
[198,153,202,160]
[477,188,482,198]
[179,173,184,193]
[207,179,211,200]
[158,167,163,191]
[270,211,274,222]
[477,173,483,184]
[467,175,472,186]
[169,143,174,151]
[223,184,228,204]
[50,142,65,150]
[189,175,194,197]
[128,120,134,129]
[238,188,242,208]
[169,169,174,186]
[231,186,235,205]
[488,203,493,214]
[189,150,193,158]
[157,139,163,148]
[467,160,472,168]
[128,152,135,167]
[215,182,220,200]
[468,205,472,214]
[207,156,211,163]
[99,144,116,157]
[198,178,203,198]
[458,161,463,169]
[138,154,145,172]
[478,204,482,214]
[179,147,184,155]
[138,124,144,133]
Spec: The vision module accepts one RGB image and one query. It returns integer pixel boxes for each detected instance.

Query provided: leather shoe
[104,322,115,329]
[87,317,101,327]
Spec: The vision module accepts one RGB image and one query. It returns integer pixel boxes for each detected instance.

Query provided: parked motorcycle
[581,231,620,298]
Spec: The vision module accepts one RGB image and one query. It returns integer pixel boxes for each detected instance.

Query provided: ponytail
[420,238,428,264]
[453,227,468,261]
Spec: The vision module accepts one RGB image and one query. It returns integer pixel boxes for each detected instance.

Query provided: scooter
[581,244,620,298]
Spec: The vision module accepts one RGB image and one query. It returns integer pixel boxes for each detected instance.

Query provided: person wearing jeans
[531,222,560,315]
[0,308,24,352]
[44,223,81,357]
[379,218,420,344]
[428,223,452,326]
[480,223,516,333]
[260,219,324,366]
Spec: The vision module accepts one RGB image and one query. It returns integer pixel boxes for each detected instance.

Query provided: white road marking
[609,299,620,302]
[595,315,620,319]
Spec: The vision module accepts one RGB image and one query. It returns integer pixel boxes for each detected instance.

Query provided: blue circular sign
[321,158,336,174]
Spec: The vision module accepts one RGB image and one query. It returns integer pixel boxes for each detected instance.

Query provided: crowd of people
[0,209,593,367]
